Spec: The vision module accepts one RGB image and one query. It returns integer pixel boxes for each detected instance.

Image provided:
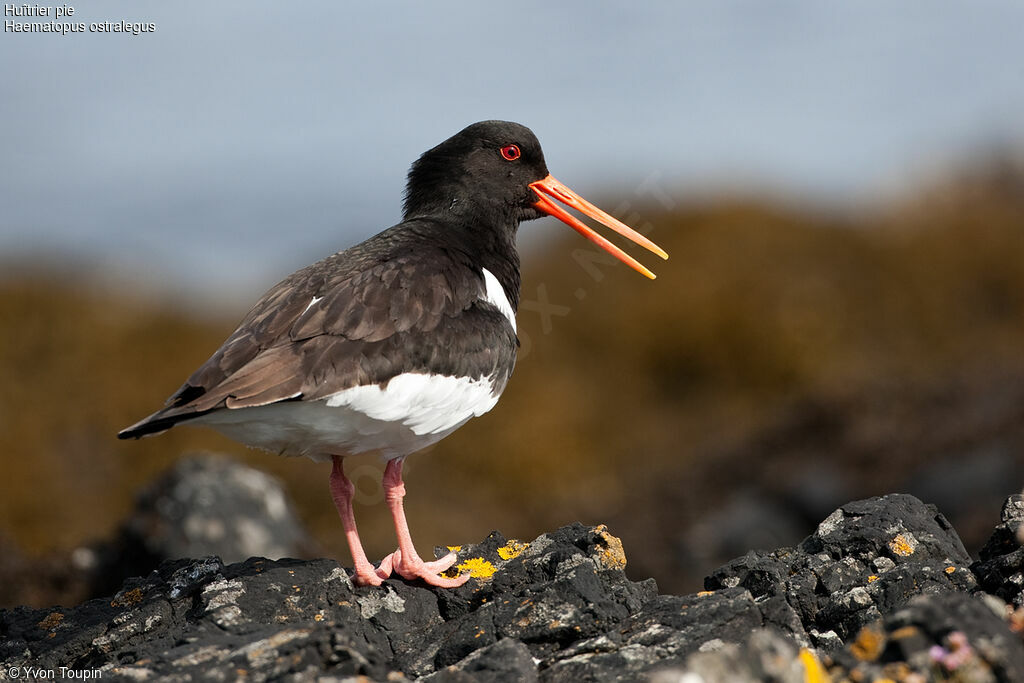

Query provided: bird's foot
[350,560,391,587]
[377,549,470,588]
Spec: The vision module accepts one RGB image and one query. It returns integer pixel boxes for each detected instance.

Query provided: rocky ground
[2,458,1024,681]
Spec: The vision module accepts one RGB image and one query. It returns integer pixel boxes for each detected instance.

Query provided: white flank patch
[194,372,500,462]
[325,373,498,435]
[302,295,323,315]
[481,268,516,332]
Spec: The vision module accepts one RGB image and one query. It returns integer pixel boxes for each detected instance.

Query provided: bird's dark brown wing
[119,224,516,438]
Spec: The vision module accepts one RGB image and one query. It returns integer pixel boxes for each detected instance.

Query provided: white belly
[192,372,500,462]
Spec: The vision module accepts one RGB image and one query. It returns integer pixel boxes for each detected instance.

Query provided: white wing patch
[193,372,501,461]
[326,373,499,434]
[481,268,516,332]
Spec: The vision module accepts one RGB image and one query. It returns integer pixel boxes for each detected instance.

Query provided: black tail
[117,407,209,440]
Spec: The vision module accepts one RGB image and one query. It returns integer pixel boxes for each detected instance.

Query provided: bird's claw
[374,549,469,588]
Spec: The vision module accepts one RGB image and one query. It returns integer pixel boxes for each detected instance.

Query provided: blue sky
[3,1,1022,304]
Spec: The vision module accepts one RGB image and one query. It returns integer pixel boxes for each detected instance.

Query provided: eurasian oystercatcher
[119,120,667,587]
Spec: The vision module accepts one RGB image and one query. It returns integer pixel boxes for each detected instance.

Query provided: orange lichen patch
[37,611,64,630]
[889,625,920,640]
[867,575,879,583]
[594,525,627,570]
[945,566,956,574]
[453,557,497,579]
[849,626,886,661]
[798,648,831,683]
[497,540,529,561]
[474,628,486,639]
[313,613,324,622]
[697,591,715,597]
[447,545,462,552]
[888,534,915,557]
[111,587,144,608]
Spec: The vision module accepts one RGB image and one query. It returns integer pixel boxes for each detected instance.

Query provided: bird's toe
[351,566,387,587]
[392,551,469,587]
[420,551,459,573]
[375,550,399,578]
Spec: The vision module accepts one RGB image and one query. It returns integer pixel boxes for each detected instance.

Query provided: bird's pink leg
[329,455,390,586]
[378,457,469,587]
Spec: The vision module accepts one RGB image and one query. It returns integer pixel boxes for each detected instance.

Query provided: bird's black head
[403,120,550,226]
[403,120,669,279]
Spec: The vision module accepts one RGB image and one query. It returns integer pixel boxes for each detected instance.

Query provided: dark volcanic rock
[0,524,660,681]
[831,591,1024,682]
[3,493,1024,681]
[977,495,1024,561]
[973,494,1024,607]
[706,493,977,644]
[670,628,815,683]
[423,638,538,683]
[541,588,772,682]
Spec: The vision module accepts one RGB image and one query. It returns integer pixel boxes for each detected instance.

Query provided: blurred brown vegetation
[2,156,1023,602]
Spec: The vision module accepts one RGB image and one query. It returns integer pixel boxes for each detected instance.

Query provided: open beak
[529,174,669,279]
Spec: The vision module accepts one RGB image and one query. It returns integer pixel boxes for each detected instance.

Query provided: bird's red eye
[500,144,521,161]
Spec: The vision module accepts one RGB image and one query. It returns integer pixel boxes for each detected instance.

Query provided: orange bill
[529,174,669,279]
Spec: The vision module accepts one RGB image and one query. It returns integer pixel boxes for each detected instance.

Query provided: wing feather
[119,220,519,439]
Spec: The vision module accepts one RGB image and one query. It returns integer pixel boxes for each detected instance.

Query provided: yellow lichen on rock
[888,534,915,557]
[454,557,497,579]
[594,525,627,570]
[798,648,831,683]
[497,540,529,561]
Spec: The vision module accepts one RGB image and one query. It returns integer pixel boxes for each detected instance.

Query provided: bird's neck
[479,240,521,312]
[424,212,521,312]
[465,216,521,311]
